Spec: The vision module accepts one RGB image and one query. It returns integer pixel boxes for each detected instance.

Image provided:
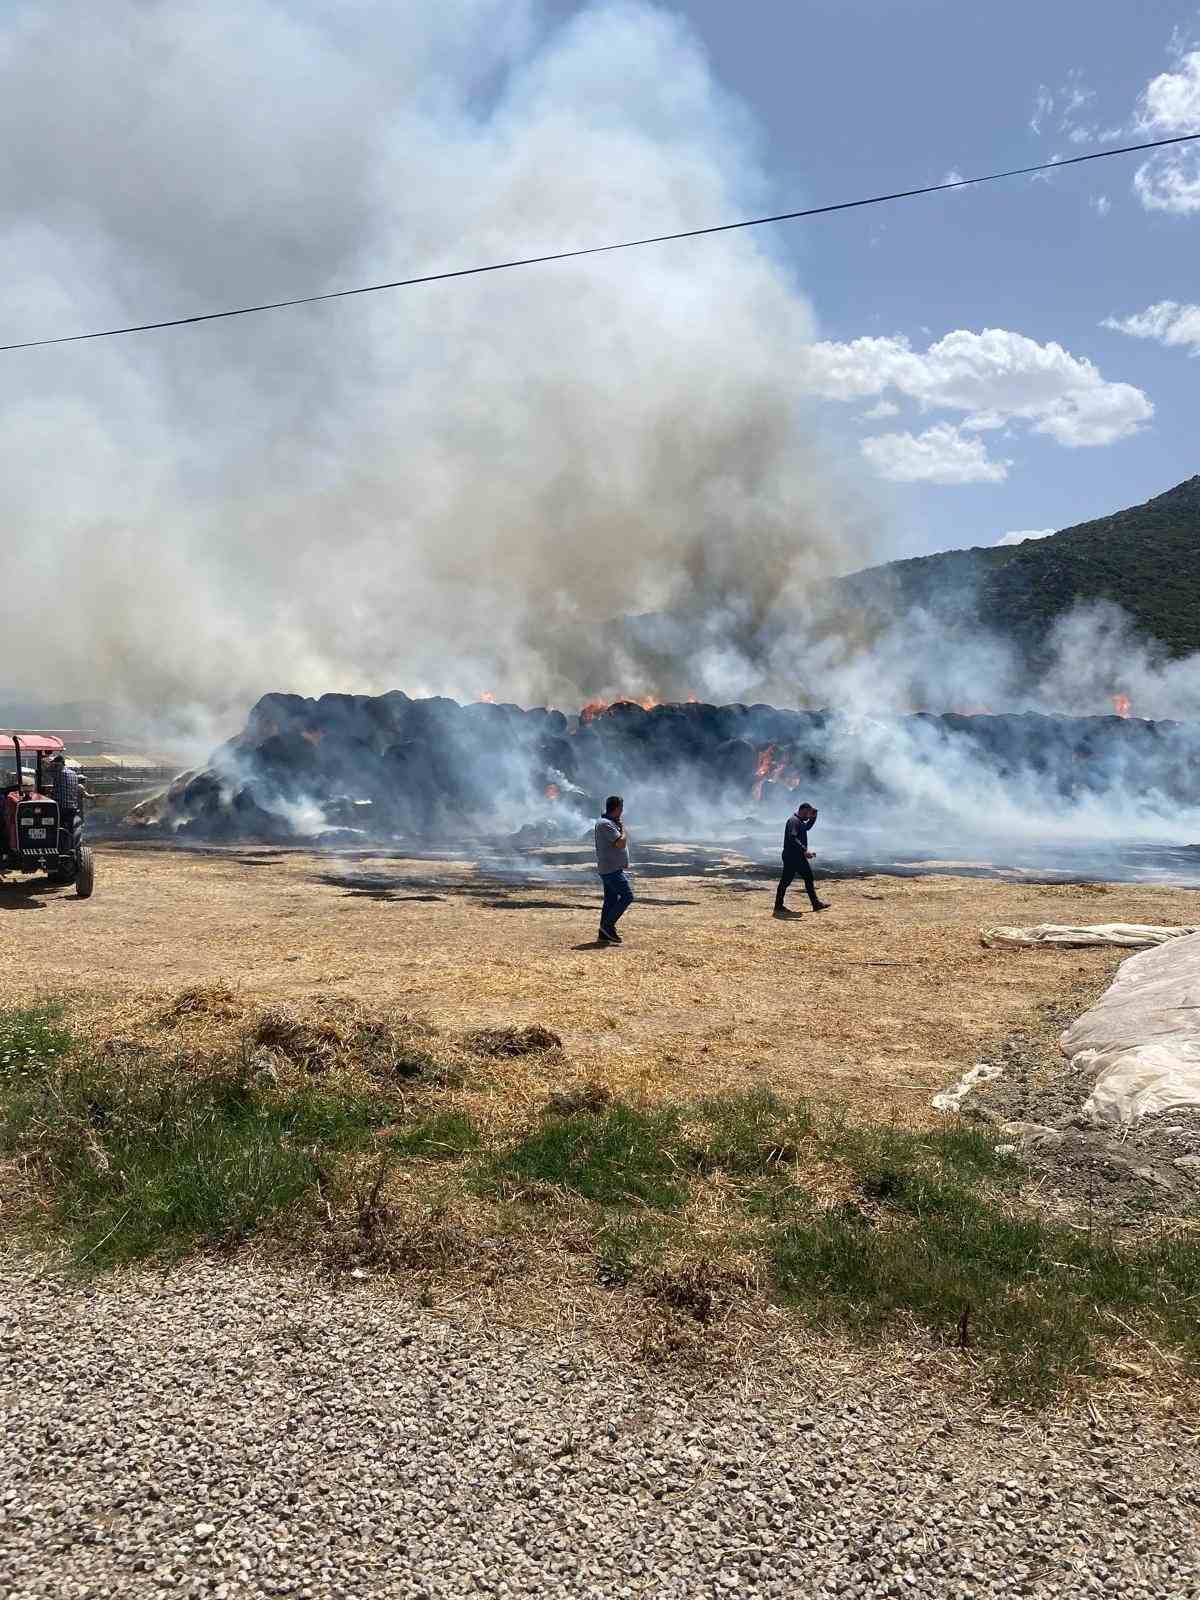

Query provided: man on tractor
[47,752,88,832]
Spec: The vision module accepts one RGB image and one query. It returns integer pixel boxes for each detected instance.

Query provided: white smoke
[3,0,1198,821]
[0,0,877,752]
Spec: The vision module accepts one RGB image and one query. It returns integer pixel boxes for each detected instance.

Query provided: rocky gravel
[3,1261,1200,1599]
[961,1024,1200,1229]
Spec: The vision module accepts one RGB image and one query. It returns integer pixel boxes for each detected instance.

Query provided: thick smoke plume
[0,0,877,745]
[4,0,1199,790]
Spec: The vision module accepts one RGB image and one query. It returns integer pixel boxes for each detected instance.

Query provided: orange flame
[753,744,802,801]
[580,694,661,721]
[544,783,560,801]
[478,691,495,704]
[686,692,698,703]
[1111,693,1131,718]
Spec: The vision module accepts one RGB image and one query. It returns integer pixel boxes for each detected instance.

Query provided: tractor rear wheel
[75,847,95,899]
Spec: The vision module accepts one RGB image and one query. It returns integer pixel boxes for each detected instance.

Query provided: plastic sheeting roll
[983,923,1200,950]
[1060,932,1200,1122]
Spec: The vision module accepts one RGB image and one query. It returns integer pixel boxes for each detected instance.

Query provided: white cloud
[944,168,965,187]
[1103,300,1200,352]
[1138,47,1200,132]
[1092,194,1112,216]
[1134,145,1200,213]
[860,424,1009,485]
[1031,71,1102,142]
[995,528,1055,547]
[800,327,1152,448]
[1132,46,1200,213]
[860,398,899,421]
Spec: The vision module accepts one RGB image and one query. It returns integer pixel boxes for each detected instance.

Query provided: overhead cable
[2,131,1197,353]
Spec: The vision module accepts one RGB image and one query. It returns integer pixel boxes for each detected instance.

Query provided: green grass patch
[681,1087,813,1175]
[386,1110,480,1161]
[4,1004,1199,1405]
[0,1014,408,1265]
[481,1103,685,1209]
[770,1202,1200,1404]
[594,1214,671,1286]
[0,1004,72,1080]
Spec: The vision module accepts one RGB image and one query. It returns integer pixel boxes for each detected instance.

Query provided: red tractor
[1,732,95,898]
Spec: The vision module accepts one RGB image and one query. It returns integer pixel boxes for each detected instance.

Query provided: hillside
[836,475,1200,662]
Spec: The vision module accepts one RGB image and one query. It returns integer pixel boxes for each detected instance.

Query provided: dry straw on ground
[5,843,1200,1403]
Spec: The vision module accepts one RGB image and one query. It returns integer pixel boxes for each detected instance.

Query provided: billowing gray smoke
[0,0,876,740]
[5,0,1199,801]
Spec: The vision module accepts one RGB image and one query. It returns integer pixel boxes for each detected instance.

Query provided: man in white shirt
[594,794,633,945]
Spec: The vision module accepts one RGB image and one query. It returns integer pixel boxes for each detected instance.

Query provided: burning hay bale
[134,686,1200,844]
[465,1024,563,1058]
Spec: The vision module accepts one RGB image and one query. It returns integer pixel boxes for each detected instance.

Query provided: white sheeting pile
[983,923,1200,950]
[1060,931,1200,1122]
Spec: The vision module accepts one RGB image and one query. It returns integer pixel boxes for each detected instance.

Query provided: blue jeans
[600,869,634,931]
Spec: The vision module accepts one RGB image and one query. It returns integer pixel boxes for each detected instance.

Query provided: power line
[3,131,1197,354]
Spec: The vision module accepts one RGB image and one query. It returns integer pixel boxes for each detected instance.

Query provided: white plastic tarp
[983,923,1200,950]
[1060,931,1200,1123]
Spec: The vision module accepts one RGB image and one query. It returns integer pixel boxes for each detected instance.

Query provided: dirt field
[4,841,1198,1116]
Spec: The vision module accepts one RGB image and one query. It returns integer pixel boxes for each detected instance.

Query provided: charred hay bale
[710,738,758,791]
[252,731,323,787]
[538,735,577,781]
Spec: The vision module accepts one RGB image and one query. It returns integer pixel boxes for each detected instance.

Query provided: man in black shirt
[774,801,830,919]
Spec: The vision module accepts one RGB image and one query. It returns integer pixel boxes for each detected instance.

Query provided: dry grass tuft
[643,1255,757,1326]
[543,1082,613,1117]
[159,981,249,1026]
[252,1005,349,1072]
[465,1024,563,1058]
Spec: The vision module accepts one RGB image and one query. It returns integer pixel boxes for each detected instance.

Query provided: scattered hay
[643,1253,758,1325]
[543,1082,612,1117]
[465,1024,562,1058]
[251,1006,347,1072]
[160,982,248,1026]
[247,1003,446,1082]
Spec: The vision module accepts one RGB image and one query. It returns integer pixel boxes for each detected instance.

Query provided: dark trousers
[600,869,634,931]
[776,856,819,910]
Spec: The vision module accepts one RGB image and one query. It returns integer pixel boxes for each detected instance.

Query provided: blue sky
[553,0,1200,560]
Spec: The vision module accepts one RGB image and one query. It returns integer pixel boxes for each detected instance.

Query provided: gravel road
[2,1261,1198,1599]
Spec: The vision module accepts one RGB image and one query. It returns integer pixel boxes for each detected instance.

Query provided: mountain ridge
[835,476,1200,661]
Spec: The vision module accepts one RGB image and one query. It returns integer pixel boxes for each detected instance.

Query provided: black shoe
[603,925,623,944]
[812,901,831,912]
[773,906,801,919]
